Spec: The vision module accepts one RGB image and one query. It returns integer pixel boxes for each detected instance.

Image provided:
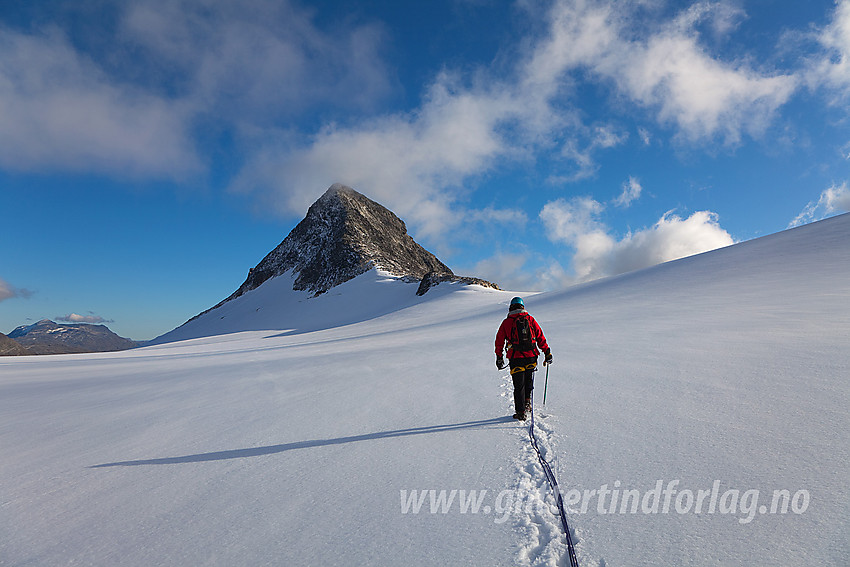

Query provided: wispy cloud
[229,73,518,240]
[540,0,799,144]
[466,207,528,225]
[540,196,734,282]
[56,313,113,324]
[807,0,850,100]
[551,124,629,183]
[0,278,33,303]
[789,182,850,227]
[614,176,643,208]
[0,278,15,303]
[467,252,533,290]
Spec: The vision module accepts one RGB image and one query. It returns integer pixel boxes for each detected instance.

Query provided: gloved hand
[543,348,553,366]
[496,355,506,370]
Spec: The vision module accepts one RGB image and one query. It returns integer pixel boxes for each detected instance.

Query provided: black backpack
[513,315,535,352]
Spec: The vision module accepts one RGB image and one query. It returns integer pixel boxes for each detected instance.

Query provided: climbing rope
[527,402,579,567]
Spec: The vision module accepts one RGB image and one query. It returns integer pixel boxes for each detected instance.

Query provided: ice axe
[543,363,550,405]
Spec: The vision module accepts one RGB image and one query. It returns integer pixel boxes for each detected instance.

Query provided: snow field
[2,213,848,566]
[531,215,850,566]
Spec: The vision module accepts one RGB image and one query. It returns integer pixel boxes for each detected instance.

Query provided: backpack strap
[513,314,536,352]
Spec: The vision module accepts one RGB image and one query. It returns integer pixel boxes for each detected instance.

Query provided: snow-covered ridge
[153,267,510,344]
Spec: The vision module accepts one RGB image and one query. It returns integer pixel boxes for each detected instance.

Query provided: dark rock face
[415,271,502,296]
[228,184,498,300]
[0,332,29,356]
[7,319,137,354]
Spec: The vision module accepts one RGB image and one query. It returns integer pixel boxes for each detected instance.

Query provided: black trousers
[509,356,537,414]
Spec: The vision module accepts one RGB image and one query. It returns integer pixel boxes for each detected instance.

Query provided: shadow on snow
[91,416,513,468]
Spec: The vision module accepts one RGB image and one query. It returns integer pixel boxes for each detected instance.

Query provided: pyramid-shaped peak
[322,183,357,198]
[312,183,408,231]
[167,184,500,335]
[213,184,497,304]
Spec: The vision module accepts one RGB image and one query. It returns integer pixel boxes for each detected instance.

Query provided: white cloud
[229,73,518,240]
[539,197,613,280]
[56,313,112,324]
[541,196,734,281]
[0,278,14,302]
[605,210,734,275]
[0,278,32,303]
[467,252,532,290]
[622,32,795,143]
[539,196,607,246]
[0,27,201,178]
[789,182,850,227]
[465,251,571,292]
[809,0,850,98]
[552,124,629,182]
[530,0,797,144]
[591,124,628,149]
[614,176,643,207]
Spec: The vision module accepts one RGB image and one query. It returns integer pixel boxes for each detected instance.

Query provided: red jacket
[495,310,549,359]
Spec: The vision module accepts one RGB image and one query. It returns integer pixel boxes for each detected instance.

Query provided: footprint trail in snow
[500,373,584,567]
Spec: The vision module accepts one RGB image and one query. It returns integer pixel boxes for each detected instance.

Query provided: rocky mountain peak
[223,184,498,302]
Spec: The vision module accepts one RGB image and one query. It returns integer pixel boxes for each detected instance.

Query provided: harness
[510,361,537,374]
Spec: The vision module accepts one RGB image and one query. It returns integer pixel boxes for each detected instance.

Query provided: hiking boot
[512,412,527,421]
[525,399,532,413]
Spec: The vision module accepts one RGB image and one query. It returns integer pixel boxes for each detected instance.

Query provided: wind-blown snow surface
[2,214,849,566]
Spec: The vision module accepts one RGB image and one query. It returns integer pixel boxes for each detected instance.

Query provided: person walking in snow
[495,297,552,421]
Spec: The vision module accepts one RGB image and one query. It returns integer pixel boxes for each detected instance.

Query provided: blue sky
[2,0,850,340]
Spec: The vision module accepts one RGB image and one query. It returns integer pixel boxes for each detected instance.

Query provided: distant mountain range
[4,319,138,355]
